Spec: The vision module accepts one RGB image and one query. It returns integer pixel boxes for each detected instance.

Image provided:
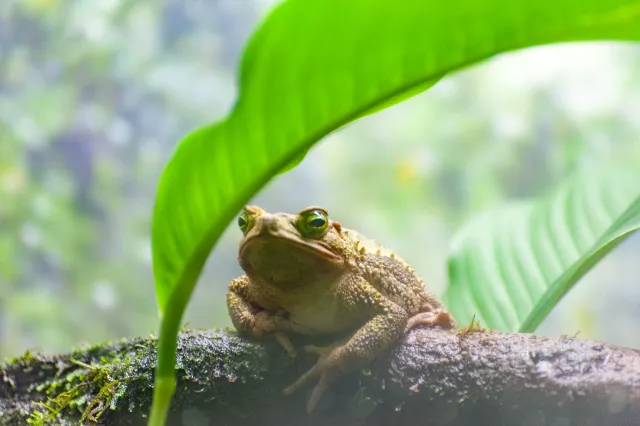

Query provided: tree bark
[1,327,639,425]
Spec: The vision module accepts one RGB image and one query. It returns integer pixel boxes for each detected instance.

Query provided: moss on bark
[2,327,639,426]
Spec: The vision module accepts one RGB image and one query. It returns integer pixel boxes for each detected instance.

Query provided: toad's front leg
[227,275,313,356]
[283,277,408,413]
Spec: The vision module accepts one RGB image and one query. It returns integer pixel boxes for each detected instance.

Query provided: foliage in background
[0,0,262,357]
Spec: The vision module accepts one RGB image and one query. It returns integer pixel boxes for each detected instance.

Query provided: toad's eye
[298,210,329,237]
[238,212,252,234]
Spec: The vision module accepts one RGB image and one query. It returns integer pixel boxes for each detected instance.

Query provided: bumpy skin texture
[226,206,456,413]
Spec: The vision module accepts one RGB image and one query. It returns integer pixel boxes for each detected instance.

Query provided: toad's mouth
[240,233,343,266]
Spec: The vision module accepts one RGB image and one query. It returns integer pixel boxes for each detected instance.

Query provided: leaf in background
[443,163,640,333]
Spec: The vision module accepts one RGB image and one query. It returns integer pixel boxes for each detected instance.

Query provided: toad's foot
[274,332,297,357]
[282,341,345,413]
[405,309,456,333]
[254,310,315,336]
[253,311,315,357]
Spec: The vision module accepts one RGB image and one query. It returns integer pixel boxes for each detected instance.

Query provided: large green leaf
[152,0,640,314]
[443,164,640,333]
[148,0,640,424]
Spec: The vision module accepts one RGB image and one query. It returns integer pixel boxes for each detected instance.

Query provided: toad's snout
[249,214,287,237]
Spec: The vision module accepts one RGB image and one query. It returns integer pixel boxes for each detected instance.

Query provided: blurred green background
[1,0,639,359]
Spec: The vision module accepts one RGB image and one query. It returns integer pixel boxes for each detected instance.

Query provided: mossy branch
[1,327,639,426]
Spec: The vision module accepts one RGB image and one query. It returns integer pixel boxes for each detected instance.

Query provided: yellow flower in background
[395,158,419,186]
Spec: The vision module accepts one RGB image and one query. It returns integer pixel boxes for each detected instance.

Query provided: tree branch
[1,327,639,425]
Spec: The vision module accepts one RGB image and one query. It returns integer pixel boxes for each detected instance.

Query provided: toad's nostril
[268,220,280,232]
[259,217,278,232]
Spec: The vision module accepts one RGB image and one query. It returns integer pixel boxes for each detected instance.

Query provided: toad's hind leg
[283,278,408,413]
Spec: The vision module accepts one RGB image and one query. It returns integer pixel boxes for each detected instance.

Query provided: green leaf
[148,0,640,424]
[443,163,640,333]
